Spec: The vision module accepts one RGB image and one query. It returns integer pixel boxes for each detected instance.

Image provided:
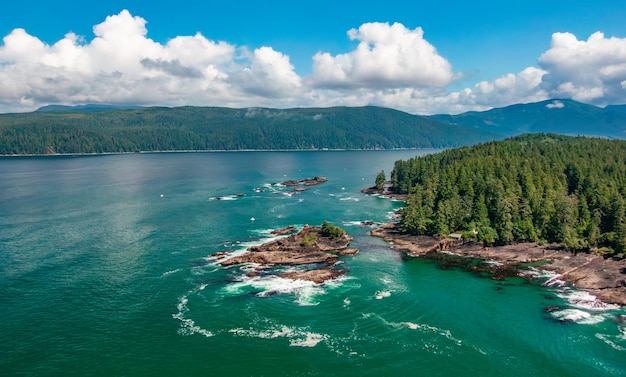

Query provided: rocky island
[219,222,357,284]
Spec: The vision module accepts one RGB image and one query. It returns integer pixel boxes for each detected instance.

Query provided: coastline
[371,223,626,306]
[0,147,434,158]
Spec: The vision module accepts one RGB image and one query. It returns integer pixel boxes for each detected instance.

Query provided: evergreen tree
[388,134,626,257]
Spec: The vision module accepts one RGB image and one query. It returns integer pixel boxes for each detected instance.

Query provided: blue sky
[1,0,625,114]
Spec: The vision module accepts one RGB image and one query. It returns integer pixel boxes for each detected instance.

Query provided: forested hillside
[391,134,626,257]
[0,106,495,154]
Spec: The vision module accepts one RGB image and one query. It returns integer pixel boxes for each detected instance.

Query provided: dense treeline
[0,106,495,154]
[391,134,626,257]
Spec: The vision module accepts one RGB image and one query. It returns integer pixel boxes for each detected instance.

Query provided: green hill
[429,99,626,138]
[391,133,626,257]
[0,106,496,155]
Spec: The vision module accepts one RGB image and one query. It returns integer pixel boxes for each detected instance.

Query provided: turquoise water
[0,151,624,376]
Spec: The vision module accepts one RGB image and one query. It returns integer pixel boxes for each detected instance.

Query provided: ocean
[0,151,624,376]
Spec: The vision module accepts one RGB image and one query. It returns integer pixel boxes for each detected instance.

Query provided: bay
[0,151,624,376]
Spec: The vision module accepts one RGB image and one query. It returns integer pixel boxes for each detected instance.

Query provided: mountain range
[0,106,494,155]
[0,99,624,155]
[429,99,626,138]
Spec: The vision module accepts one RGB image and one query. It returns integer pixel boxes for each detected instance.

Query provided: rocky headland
[371,223,626,306]
[219,224,357,284]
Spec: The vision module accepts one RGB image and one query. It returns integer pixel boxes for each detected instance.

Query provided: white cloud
[229,46,302,98]
[1,12,625,116]
[0,10,300,112]
[311,22,453,89]
[538,31,626,105]
[546,100,565,109]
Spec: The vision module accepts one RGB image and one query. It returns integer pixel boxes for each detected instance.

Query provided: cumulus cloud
[229,46,302,97]
[311,22,453,89]
[538,32,626,105]
[0,9,300,111]
[1,11,626,115]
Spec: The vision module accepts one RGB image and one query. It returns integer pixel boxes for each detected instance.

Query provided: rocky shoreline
[371,223,626,306]
[217,224,357,284]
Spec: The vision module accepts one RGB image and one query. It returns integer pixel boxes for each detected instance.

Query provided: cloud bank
[1,10,626,114]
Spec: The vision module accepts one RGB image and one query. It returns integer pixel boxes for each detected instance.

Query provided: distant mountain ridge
[0,105,497,155]
[36,104,143,112]
[429,99,626,138]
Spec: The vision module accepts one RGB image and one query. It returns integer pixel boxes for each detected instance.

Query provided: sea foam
[229,324,327,347]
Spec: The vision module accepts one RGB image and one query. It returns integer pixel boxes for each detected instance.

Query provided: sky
[1,0,625,115]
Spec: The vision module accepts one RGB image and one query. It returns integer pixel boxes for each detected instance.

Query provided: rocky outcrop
[279,267,347,284]
[219,224,357,284]
[270,226,297,236]
[372,222,626,306]
[281,176,328,187]
[370,224,441,256]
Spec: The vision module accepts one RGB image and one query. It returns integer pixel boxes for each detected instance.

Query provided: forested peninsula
[390,133,626,258]
[0,106,495,155]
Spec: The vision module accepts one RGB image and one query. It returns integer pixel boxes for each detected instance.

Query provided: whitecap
[339,197,360,202]
[221,275,325,305]
[208,195,238,201]
[229,325,326,347]
[290,332,326,347]
[172,294,214,338]
[595,333,626,351]
[161,268,181,277]
[558,289,621,311]
[375,290,392,300]
[551,308,592,322]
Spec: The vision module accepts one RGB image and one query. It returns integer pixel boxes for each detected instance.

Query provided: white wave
[161,268,181,277]
[229,325,326,347]
[290,332,325,347]
[342,220,381,227]
[402,321,420,330]
[172,294,214,338]
[190,266,219,276]
[221,275,326,305]
[558,289,621,311]
[343,297,351,307]
[380,277,394,285]
[375,290,392,300]
[208,195,239,201]
[294,285,325,306]
[542,272,566,287]
[521,267,556,281]
[339,197,360,202]
[373,313,463,346]
[595,333,626,351]
[215,233,285,265]
[578,314,611,325]
[551,309,592,322]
